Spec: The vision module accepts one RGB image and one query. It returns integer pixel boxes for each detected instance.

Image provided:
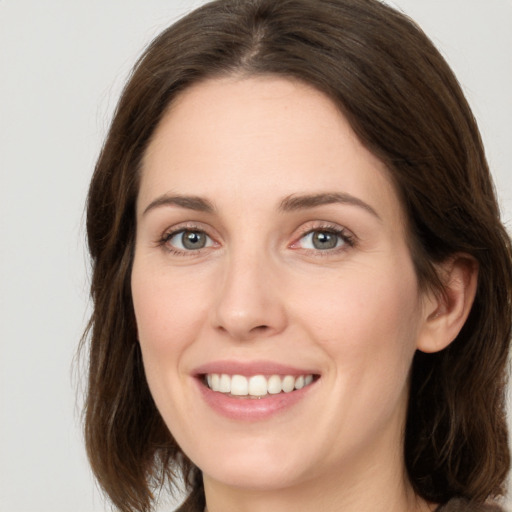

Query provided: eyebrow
[142,191,380,220]
[142,194,215,215]
[279,192,381,220]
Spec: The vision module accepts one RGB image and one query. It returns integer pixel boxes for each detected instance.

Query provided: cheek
[130,262,211,388]
[297,261,421,398]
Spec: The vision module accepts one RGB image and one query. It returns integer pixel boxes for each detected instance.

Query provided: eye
[165,229,214,251]
[297,228,353,251]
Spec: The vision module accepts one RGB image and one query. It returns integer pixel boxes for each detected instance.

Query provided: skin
[131,76,475,512]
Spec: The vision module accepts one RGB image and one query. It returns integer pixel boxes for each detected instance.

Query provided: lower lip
[195,378,317,421]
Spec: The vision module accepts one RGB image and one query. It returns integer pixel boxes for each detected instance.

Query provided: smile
[205,373,315,398]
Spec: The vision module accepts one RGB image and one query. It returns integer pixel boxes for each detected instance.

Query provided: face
[131,76,428,494]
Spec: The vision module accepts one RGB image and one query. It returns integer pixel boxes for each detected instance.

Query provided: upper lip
[193,360,319,377]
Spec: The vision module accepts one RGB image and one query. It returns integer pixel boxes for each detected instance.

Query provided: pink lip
[193,359,317,377]
[192,360,320,422]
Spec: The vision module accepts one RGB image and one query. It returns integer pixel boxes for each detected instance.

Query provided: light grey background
[0,1,511,511]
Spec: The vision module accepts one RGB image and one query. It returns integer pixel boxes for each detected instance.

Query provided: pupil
[182,231,206,249]
[313,231,337,250]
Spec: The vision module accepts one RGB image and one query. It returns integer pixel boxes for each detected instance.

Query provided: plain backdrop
[1,1,511,511]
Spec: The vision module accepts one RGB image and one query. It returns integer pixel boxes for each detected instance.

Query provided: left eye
[166,229,214,251]
[298,229,347,250]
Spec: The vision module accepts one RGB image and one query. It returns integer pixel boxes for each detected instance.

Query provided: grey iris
[182,231,207,249]
[313,231,338,250]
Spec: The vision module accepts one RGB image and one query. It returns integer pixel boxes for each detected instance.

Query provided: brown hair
[82,0,512,511]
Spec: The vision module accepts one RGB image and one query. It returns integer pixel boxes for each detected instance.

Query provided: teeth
[205,373,315,397]
[231,375,248,396]
[267,375,282,394]
[249,375,268,396]
[282,375,295,393]
[219,374,231,393]
[294,375,305,390]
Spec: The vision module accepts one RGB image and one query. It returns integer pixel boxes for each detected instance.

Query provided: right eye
[164,229,214,252]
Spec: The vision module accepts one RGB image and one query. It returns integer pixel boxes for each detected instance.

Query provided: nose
[211,248,288,341]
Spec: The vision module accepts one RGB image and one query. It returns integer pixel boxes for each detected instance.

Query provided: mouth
[193,361,321,420]
[201,373,318,399]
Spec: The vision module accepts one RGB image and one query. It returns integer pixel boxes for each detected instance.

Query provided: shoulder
[437,498,506,512]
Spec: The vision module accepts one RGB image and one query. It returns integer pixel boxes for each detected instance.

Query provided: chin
[203,458,309,492]
[188,435,314,491]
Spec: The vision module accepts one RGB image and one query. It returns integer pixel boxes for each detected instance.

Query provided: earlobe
[416,255,478,354]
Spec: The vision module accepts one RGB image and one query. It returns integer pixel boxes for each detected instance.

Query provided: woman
[82,0,512,511]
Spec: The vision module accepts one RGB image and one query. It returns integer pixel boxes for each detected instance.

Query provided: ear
[416,254,478,354]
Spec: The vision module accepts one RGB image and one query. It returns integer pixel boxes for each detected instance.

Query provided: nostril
[252,325,270,332]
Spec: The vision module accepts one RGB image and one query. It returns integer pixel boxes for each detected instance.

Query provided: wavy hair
[82,1,512,510]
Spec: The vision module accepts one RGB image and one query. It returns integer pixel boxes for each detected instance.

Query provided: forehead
[139,76,405,230]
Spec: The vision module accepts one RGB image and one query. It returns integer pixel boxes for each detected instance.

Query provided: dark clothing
[175,495,506,512]
[436,498,505,512]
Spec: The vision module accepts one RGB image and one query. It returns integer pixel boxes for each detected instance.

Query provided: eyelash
[158,222,356,257]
